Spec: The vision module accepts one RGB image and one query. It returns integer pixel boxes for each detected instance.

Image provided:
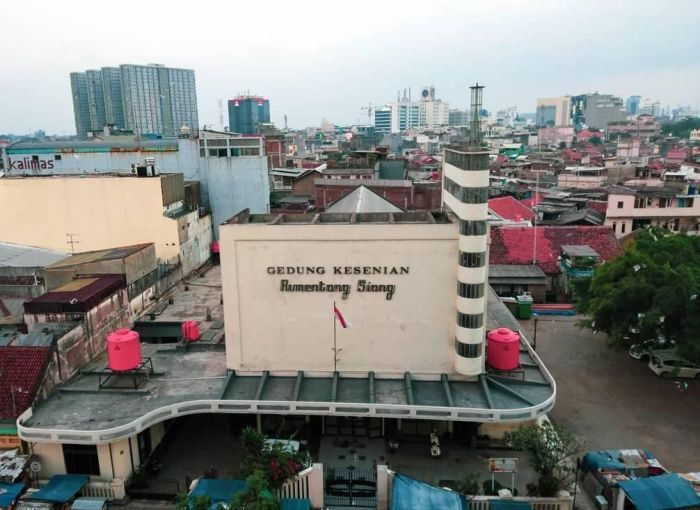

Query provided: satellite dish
[30,461,42,473]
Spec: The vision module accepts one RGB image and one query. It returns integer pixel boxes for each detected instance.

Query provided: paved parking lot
[519,316,700,472]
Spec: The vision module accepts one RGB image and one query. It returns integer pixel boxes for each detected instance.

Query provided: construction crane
[361,103,373,125]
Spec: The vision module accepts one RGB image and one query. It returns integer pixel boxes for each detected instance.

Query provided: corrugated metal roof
[24,275,125,314]
[325,186,403,214]
[46,244,151,269]
[0,242,68,268]
[488,264,547,279]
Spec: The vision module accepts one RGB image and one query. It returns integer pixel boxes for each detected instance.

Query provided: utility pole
[66,233,80,254]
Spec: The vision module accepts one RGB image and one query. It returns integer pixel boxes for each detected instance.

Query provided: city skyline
[2,0,700,135]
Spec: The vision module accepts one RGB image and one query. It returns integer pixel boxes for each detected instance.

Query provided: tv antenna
[66,233,81,254]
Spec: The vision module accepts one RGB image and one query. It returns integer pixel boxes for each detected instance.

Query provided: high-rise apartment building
[228,96,270,135]
[374,106,392,133]
[70,64,198,139]
[535,96,572,126]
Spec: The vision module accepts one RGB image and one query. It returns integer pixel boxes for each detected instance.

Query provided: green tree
[576,227,700,361]
[176,494,212,510]
[456,473,481,495]
[503,422,583,497]
[589,136,603,145]
[662,118,700,139]
[230,470,278,510]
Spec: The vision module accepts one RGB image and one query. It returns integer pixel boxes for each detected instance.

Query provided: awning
[188,479,247,510]
[490,501,533,510]
[280,499,311,510]
[0,482,26,508]
[618,474,700,510]
[30,475,88,503]
[70,498,107,510]
[391,474,467,510]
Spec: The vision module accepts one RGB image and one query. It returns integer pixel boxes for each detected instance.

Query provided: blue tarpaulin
[618,474,700,510]
[31,475,88,503]
[280,499,311,510]
[0,482,26,508]
[188,479,248,510]
[490,501,533,510]
[391,474,468,510]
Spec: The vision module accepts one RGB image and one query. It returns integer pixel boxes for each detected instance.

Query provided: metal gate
[324,465,377,508]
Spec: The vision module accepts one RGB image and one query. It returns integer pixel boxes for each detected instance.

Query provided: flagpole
[333,301,337,373]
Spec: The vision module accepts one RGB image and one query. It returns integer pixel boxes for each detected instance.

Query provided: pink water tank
[486,327,520,370]
[107,329,142,371]
[182,321,200,342]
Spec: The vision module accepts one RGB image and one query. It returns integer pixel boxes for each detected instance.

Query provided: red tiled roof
[0,346,53,419]
[489,226,622,274]
[488,196,534,221]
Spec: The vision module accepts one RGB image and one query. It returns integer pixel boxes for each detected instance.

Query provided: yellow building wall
[31,442,66,478]
[0,176,181,262]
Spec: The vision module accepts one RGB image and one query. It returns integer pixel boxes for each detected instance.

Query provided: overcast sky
[2,0,699,135]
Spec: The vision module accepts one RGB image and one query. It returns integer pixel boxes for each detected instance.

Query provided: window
[55,154,62,161]
[621,223,626,234]
[458,282,484,298]
[612,222,617,233]
[460,220,487,236]
[459,251,486,268]
[208,149,219,157]
[444,151,489,171]
[63,444,100,476]
[444,178,488,204]
[617,201,623,208]
[457,312,483,329]
[230,148,240,157]
[241,148,260,156]
[217,148,227,157]
[200,149,206,157]
[658,197,670,208]
[455,340,482,358]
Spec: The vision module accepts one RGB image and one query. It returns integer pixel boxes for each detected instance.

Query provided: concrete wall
[32,442,66,478]
[221,220,458,374]
[198,156,270,237]
[177,211,213,275]
[30,289,131,399]
[0,176,183,263]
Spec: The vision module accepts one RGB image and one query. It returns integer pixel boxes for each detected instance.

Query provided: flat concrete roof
[19,283,555,445]
[222,209,452,226]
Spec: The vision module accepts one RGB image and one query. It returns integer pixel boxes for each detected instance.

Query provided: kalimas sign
[267,265,410,300]
[8,157,55,170]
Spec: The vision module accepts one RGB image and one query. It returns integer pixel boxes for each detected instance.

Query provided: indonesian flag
[334,304,349,328]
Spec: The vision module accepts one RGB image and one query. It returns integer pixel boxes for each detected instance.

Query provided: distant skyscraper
[101,67,125,129]
[375,87,448,134]
[626,95,641,115]
[571,93,626,129]
[70,72,92,139]
[374,107,392,133]
[228,96,270,134]
[70,63,198,139]
[536,97,572,126]
[639,98,661,117]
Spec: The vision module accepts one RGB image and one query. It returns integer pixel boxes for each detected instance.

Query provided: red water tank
[486,327,520,371]
[107,329,142,371]
[182,320,200,342]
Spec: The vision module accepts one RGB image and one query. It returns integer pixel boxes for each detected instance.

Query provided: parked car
[649,353,700,379]
[629,336,675,361]
[629,345,675,361]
